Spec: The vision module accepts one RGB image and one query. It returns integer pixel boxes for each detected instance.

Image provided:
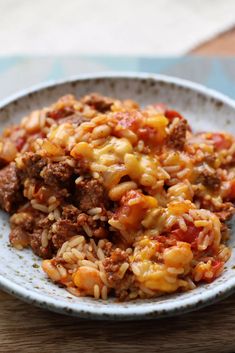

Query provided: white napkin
[0,0,234,55]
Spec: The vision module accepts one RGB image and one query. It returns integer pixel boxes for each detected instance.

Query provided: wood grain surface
[1,289,235,353]
[191,27,235,55]
[2,30,235,353]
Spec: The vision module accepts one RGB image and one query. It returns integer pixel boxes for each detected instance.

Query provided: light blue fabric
[0,56,235,100]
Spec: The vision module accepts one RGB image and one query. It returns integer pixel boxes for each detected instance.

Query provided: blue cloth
[0,56,235,100]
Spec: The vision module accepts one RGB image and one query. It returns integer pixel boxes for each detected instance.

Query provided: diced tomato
[114,190,144,228]
[165,109,184,121]
[138,126,156,141]
[210,133,231,150]
[138,124,167,146]
[15,137,26,151]
[115,204,142,228]
[114,190,155,229]
[47,106,74,120]
[202,260,224,283]
[228,179,235,200]
[115,110,167,146]
[171,224,202,248]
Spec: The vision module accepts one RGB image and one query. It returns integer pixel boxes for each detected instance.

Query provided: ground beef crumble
[58,113,89,126]
[77,213,109,239]
[103,248,134,299]
[9,159,112,256]
[41,161,74,186]
[62,204,81,222]
[51,219,78,249]
[75,178,108,211]
[46,105,75,121]
[195,164,221,191]
[167,118,187,150]
[10,208,34,248]
[215,204,235,221]
[19,153,47,180]
[0,162,22,212]
[9,205,54,258]
[103,248,129,286]
[81,93,114,112]
[30,229,53,259]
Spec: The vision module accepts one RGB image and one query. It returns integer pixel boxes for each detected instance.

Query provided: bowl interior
[0,74,235,320]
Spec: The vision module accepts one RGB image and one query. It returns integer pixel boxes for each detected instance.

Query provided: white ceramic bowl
[0,72,235,320]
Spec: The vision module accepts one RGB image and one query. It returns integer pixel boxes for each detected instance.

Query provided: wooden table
[192,27,235,55]
[2,29,235,353]
[1,289,235,353]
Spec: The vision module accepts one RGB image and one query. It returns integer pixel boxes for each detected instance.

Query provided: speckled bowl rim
[1,72,235,320]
